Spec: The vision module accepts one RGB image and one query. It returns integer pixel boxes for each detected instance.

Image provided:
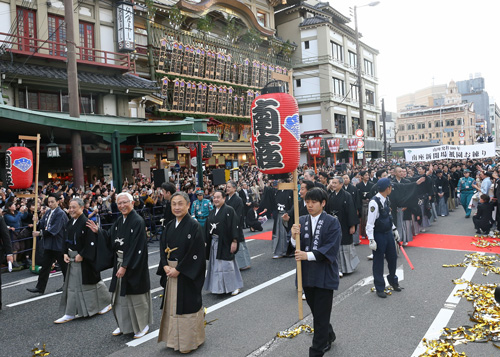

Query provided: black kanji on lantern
[252,98,284,170]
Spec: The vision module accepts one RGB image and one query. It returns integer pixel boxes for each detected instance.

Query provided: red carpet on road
[247,231,272,241]
[359,233,500,254]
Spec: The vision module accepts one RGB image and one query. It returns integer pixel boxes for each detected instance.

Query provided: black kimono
[101,209,150,296]
[325,190,358,245]
[226,193,244,241]
[63,214,101,285]
[157,215,206,314]
[205,204,240,261]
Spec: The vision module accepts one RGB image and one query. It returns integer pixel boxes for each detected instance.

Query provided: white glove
[369,239,377,251]
[457,193,461,199]
[393,229,401,242]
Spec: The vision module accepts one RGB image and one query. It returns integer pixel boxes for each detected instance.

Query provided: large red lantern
[250,92,300,174]
[5,146,34,189]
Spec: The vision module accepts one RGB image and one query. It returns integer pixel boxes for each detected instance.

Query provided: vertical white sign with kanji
[117,2,134,53]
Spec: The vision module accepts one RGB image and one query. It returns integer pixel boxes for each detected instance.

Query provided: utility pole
[382,98,387,161]
[353,6,365,165]
[64,0,84,189]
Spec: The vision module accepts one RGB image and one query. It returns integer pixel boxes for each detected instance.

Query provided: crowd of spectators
[2,156,500,272]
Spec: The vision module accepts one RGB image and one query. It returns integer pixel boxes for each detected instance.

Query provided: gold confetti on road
[421,253,500,356]
[277,325,314,338]
[31,343,50,356]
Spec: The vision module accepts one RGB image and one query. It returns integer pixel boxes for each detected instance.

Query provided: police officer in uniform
[190,190,213,228]
[366,178,402,298]
[457,169,475,218]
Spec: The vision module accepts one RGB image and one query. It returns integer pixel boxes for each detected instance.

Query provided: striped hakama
[204,236,243,294]
[60,250,111,317]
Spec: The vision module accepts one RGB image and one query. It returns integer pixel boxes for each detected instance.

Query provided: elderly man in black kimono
[325,176,359,277]
[204,190,243,296]
[0,215,13,311]
[291,188,341,357]
[55,198,111,324]
[226,180,251,270]
[157,192,206,353]
[28,193,68,294]
[87,192,152,338]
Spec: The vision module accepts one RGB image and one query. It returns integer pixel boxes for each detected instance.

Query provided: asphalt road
[1,207,499,357]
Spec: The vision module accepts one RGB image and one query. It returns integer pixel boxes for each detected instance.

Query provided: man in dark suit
[226,180,251,270]
[473,194,494,234]
[246,202,265,232]
[0,215,13,310]
[238,182,253,228]
[27,193,68,294]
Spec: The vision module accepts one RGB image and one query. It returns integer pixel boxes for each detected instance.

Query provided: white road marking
[250,253,265,259]
[127,269,297,347]
[2,272,62,290]
[410,257,479,357]
[249,266,407,356]
[7,291,62,307]
[6,264,160,307]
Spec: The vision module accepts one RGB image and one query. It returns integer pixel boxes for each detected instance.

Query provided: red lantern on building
[250,91,300,175]
[306,137,322,173]
[326,138,340,165]
[5,146,34,189]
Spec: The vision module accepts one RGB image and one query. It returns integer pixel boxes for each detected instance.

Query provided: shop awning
[0,105,219,141]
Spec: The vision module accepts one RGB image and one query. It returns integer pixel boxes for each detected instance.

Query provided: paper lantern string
[276,324,314,338]
[31,343,50,356]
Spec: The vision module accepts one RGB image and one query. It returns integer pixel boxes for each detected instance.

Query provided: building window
[334,113,346,134]
[48,15,66,57]
[17,7,37,52]
[257,11,267,27]
[304,40,309,49]
[296,79,301,87]
[365,90,375,105]
[351,117,359,135]
[19,90,97,114]
[330,41,343,61]
[350,84,358,101]
[428,122,432,128]
[367,120,375,137]
[457,118,463,125]
[364,59,373,76]
[79,21,94,61]
[299,115,303,124]
[332,77,345,96]
[348,51,357,68]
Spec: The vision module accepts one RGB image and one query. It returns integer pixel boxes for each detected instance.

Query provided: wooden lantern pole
[272,69,303,320]
[18,134,40,270]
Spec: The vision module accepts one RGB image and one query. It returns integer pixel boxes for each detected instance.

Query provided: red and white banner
[326,139,340,153]
[306,137,322,156]
[347,138,359,152]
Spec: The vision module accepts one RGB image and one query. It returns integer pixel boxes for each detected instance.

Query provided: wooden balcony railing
[0,32,132,71]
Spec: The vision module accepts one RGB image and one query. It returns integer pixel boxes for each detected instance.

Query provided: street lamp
[352,1,379,163]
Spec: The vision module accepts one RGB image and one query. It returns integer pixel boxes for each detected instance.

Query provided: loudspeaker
[211,169,226,186]
[335,164,347,173]
[153,169,169,187]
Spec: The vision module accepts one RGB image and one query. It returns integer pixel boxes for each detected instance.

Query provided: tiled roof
[0,60,158,91]
[300,16,330,27]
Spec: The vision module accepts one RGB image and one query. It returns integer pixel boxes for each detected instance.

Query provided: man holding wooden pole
[291,187,341,356]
